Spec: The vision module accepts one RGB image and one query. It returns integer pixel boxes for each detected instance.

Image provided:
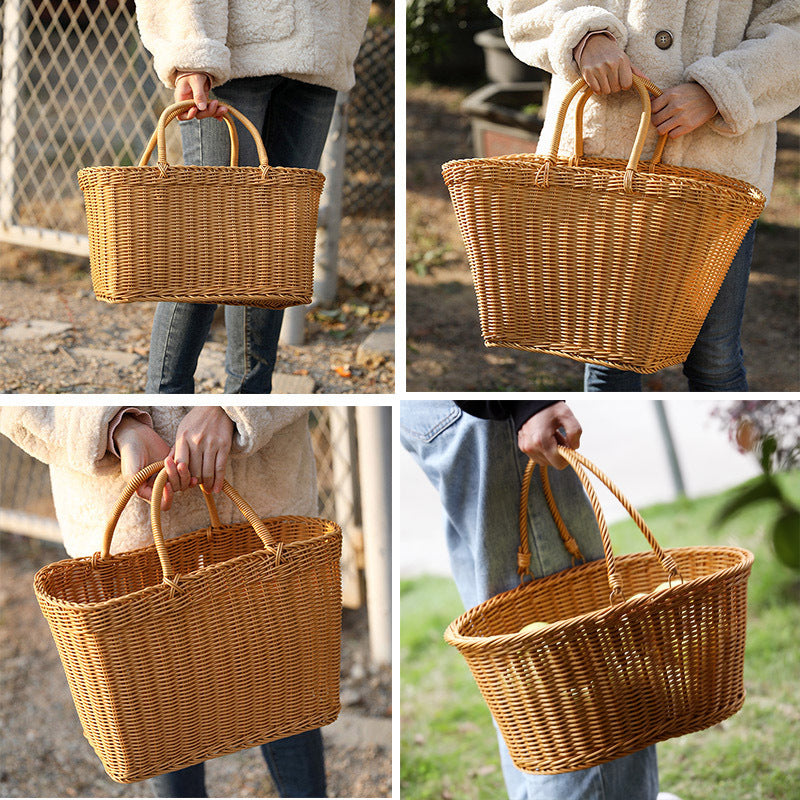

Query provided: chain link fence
[0,407,368,606]
[0,1,393,293]
[339,22,395,289]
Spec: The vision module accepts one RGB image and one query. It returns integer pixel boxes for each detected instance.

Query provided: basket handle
[139,107,240,168]
[546,75,669,192]
[137,100,270,170]
[99,461,279,582]
[518,448,682,604]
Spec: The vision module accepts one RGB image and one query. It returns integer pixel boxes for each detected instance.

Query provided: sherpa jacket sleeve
[685,0,800,137]
[455,401,561,432]
[223,407,310,456]
[487,1,629,82]
[0,407,126,474]
[135,0,231,88]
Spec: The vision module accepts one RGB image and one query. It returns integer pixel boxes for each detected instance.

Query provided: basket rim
[444,545,754,649]
[77,163,324,178]
[34,515,342,612]
[441,153,766,206]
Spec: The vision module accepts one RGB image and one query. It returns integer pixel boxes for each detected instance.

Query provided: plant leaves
[771,508,800,570]
[713,476,783,526]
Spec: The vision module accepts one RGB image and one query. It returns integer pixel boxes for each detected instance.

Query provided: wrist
[574,30,617,68]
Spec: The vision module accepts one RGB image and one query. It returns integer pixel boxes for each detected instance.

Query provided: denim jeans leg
[584,363,644,392]
[147,762,208,798]
[682,222,757,391]
[400,401,659,800]
[145,301,217,393]
[212,77,337,393]
[584,222,758,392]
[259,729,327,798]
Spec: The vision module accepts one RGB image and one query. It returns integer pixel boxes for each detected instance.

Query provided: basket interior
[454,547,749,639]
[37,517,337,606]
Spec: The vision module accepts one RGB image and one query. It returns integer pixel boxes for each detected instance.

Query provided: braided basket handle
[99,461,279,582]
[137,100,269,170]
[547,75,669,192]
[519,448,682,604]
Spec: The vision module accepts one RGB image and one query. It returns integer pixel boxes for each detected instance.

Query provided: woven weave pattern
[34,463,342,783]
[442,77,765,373]
[78,101,324,308]
[445,448,753,774]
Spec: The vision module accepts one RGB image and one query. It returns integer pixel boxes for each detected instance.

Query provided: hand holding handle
[137,100,269,170]
[100,461,279,585]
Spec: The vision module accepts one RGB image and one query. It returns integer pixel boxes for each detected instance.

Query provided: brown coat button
[655,30,673,50]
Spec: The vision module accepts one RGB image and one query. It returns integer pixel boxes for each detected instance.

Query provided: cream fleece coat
[488,0,800,201]
[0,407,317,558]
[135,0,372,92]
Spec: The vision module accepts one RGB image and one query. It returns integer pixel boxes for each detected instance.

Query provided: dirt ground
[407,83,800,392]
[0,532,391,798]
[0,248,394,395]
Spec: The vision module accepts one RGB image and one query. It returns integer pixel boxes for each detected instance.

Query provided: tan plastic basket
[78,100,325,308]
[34,462,342,783]
[442,76,766,373]
[445,447,753,774]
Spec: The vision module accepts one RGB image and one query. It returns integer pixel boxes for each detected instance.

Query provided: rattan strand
[78,100,324,308]
[442,76,766,373]
[444,447,753,774]
[34,463,342,783]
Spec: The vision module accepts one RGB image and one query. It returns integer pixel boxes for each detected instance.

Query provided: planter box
[474,28,550,83]
[461,82,548,158]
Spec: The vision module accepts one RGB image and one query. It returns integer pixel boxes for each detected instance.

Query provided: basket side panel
[81,168,323,307]
[38,533,342,783]
[449,548,752,773]
[446,160,761,371]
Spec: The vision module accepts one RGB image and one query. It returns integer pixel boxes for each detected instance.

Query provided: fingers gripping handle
[137,100,269,169]
[100,462,279,587]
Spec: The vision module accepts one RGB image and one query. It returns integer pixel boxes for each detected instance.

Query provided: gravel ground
[0,248,394,395]
[0,532,391,798]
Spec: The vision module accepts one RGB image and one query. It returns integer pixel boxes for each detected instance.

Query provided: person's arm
[488,0,629,82]
[455,400,559,431]
[455,401,581,469]
[135,0,231,90]
[0,407,124,474]
[683,0,800,137]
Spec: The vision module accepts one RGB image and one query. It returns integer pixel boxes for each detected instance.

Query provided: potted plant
[461,81,549,157]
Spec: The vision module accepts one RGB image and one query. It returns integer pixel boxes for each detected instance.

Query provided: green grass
[400,473,800,800]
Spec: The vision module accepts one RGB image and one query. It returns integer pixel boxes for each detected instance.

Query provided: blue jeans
[400,401,659,800]
[147,729,326,798]
[145,75,337,394]
[584,222,758,391]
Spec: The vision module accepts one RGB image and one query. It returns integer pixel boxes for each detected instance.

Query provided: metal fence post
[0,0,24,228]
[279,90,348,345]
[315,90,348,304]
[355,405,391,666]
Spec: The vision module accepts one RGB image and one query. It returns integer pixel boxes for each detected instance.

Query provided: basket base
[484,339,688,374]
[103,705,341,783]
[94,291,311,310]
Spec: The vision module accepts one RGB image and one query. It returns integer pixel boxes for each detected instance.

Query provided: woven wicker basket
[34,462,342,783]
[445,447,753,774]
[78,100,325,308]
[442,76,766,373]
